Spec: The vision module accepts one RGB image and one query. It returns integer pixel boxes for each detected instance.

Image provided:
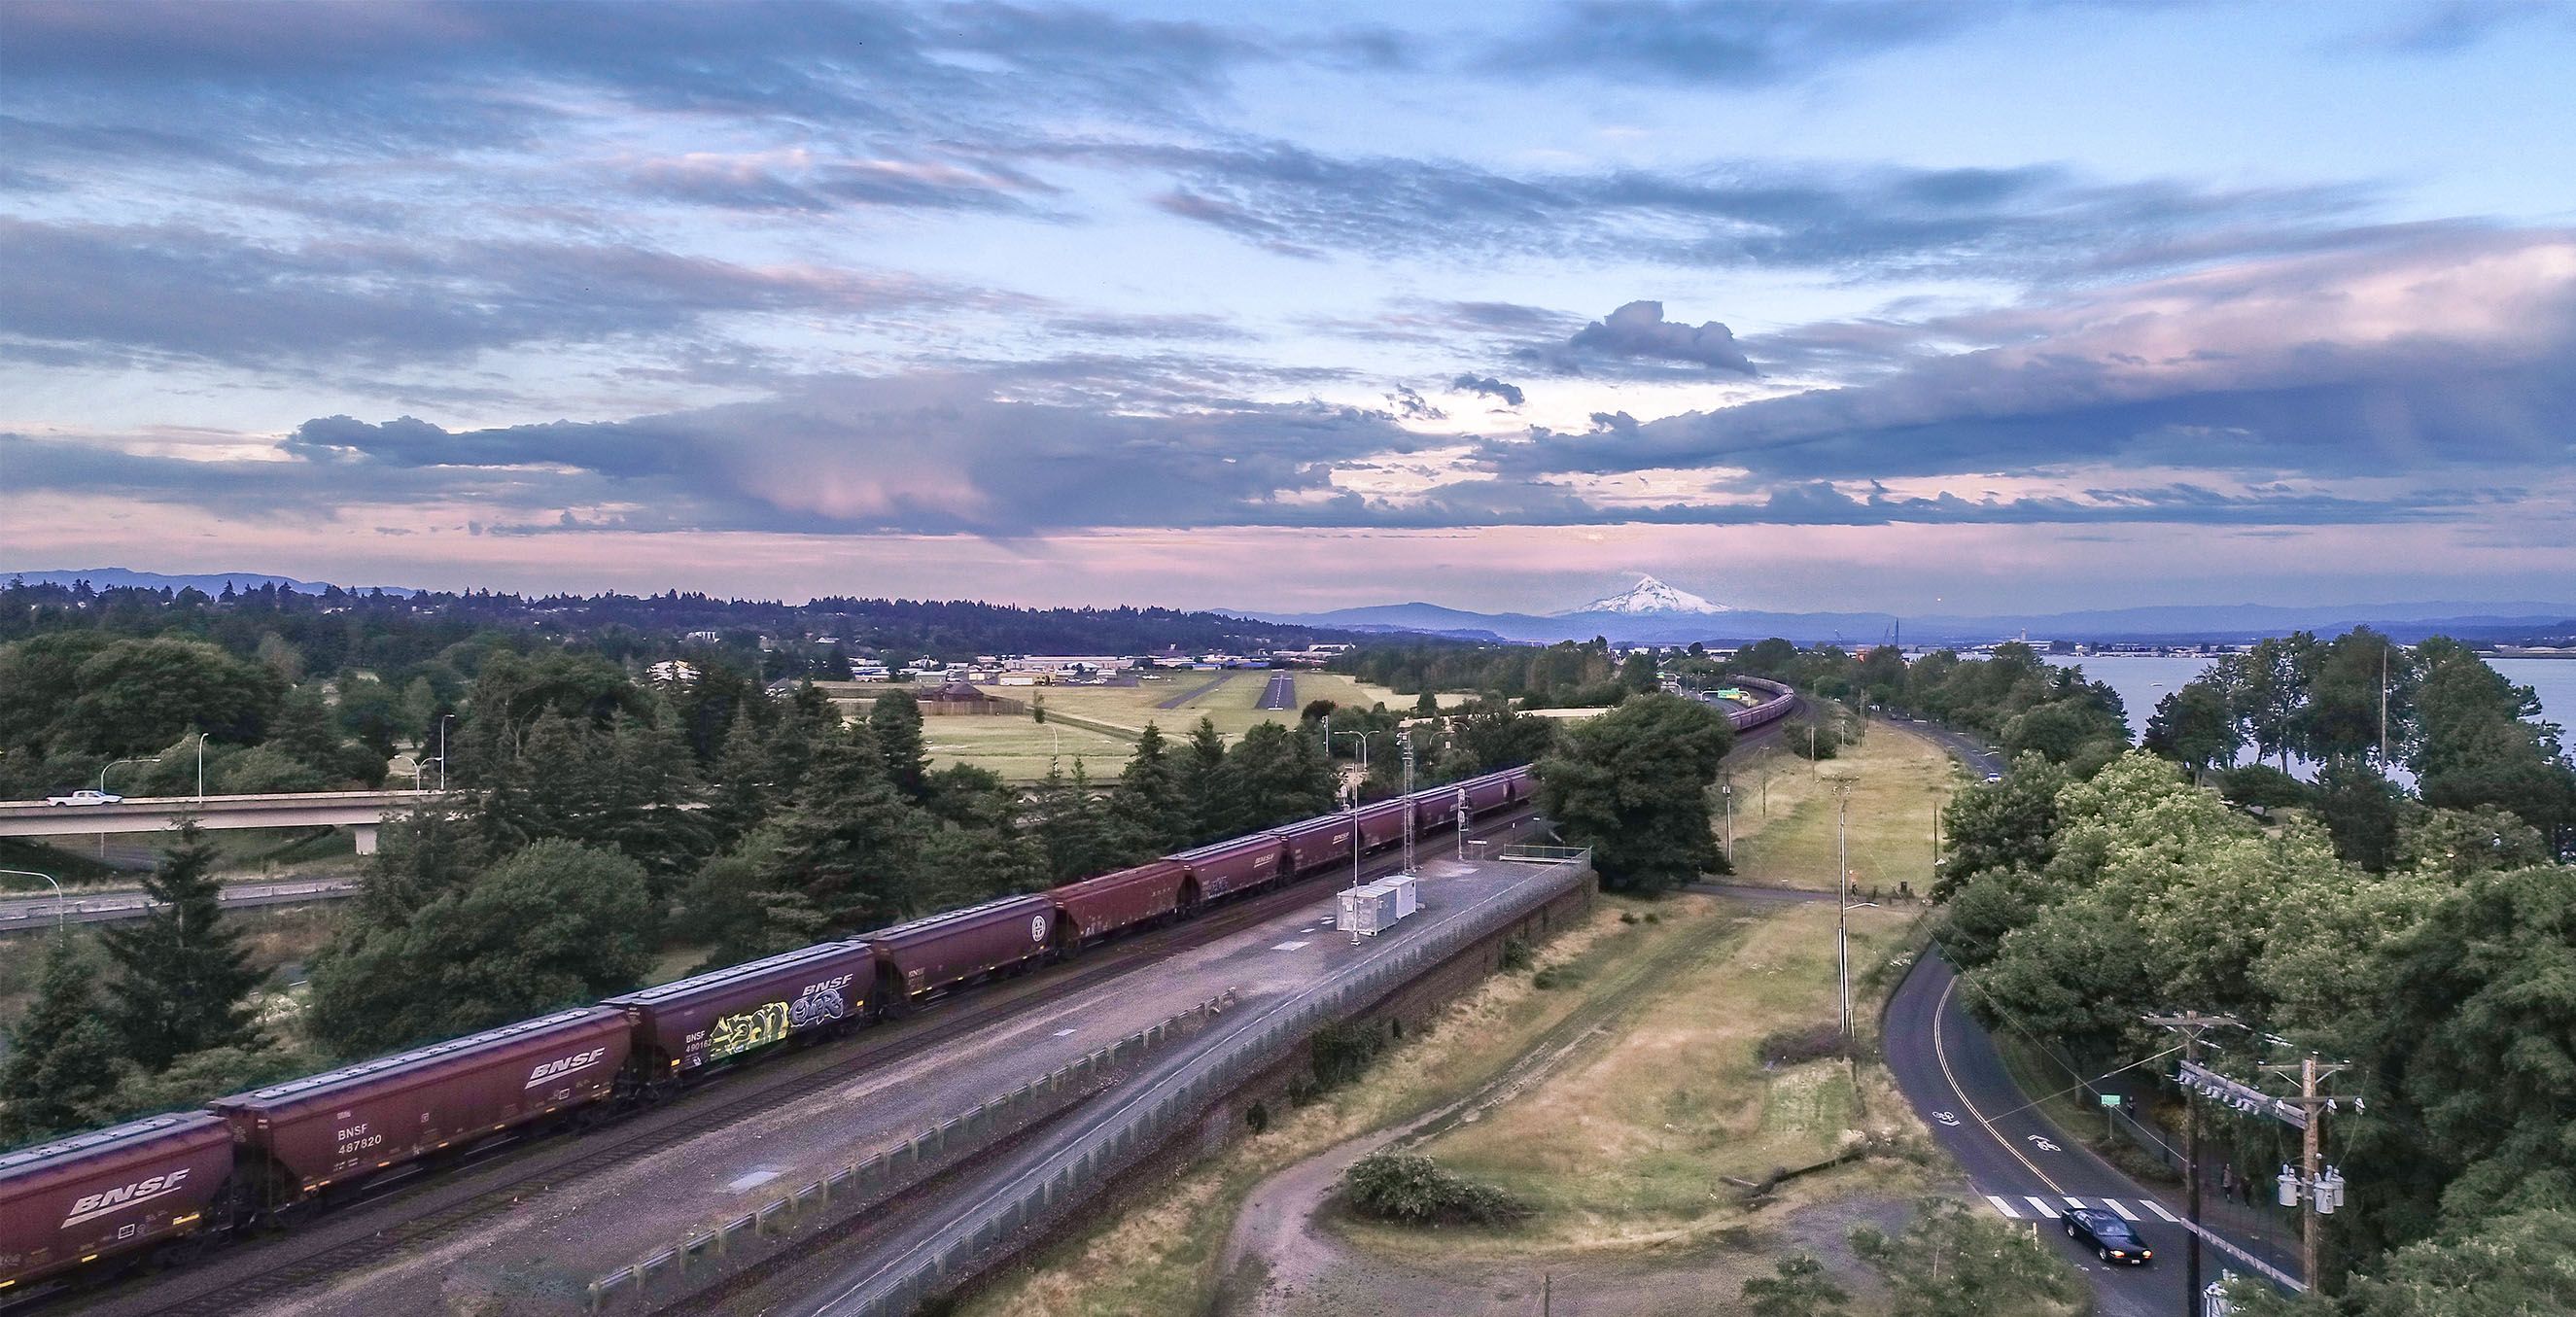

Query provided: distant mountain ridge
[1242,597,2576,646]
[7,568,418,597]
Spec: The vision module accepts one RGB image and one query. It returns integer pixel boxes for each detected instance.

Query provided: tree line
[1928,635,2576,1312]
[0,647,1564,1146]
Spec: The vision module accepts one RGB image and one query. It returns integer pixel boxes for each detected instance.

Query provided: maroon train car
[1273,814,1357,875]
[1170,834,1288,900]
[601,941,873,1086]
[867,894,1057,1010]
[1354,798,1412,850]
[1048,861,1188,949]
[206,1007,629,1203]
[0,1113,234,1292]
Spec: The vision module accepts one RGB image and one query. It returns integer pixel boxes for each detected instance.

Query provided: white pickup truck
[45,789,124,806]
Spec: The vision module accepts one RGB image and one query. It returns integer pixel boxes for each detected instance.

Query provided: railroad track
[70,809,1540,1317]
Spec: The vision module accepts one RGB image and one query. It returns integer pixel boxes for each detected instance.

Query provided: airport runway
[1257,670,1297,710]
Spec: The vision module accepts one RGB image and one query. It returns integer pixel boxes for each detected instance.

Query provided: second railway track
[76,809,1541,1317]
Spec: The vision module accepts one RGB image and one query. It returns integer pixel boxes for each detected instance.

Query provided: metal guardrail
[1494,845,1590,864]
[811,850,1594,1317]
[584,991,1237,1313]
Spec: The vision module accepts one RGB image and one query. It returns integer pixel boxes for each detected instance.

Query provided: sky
[3,0,2573,615]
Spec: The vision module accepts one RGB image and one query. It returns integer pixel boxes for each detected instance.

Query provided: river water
[2044,655,2575,742]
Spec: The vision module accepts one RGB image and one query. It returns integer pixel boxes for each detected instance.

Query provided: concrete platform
[249,853,1583,1316]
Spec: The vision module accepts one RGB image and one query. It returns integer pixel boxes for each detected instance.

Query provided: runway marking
[1271,940,1310,951]
[1931,974,2067,1196]
[2143,1200,2181,1223]
[2023,1196,2063,1218]
[1985,1195,2022,1219]
[2105,1198,2141,1222]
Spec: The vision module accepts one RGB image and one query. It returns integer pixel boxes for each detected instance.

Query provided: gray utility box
[1337,882,1399,936]
[1386,875,1419,918]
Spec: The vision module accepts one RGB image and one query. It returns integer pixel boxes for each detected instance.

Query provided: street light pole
[437,714,454,793]
[1,867,67,935]
[195,731,208,803]
[1833,782,1854,1043]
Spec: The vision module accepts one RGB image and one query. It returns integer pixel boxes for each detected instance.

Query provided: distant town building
[645,660,700,687]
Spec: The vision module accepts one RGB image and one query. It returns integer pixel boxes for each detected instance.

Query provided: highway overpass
[0,789,438,854]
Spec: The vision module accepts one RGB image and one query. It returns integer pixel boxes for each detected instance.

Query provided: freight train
[0,765,1554,1299]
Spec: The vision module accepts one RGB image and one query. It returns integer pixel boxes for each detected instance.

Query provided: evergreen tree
[1181,716,1228,842]
[0,938,123,1145]
[1412,690,1440,718]
[357,799,489,926]
[755,722,923,929]
[1109,722,1194,855]
[673,851,827,974]
[1213,721,1335,836]
[916,823,1046,913]
[703,708,777,850]
[1031,759,1120,884]
[869,688,931,801]
[99,820,262,1070]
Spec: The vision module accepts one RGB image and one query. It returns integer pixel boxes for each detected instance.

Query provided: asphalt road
[1898,717,2006,779]
[1886,953,2307,1314]
[1257,670,1298,710]
[0,877,359,929]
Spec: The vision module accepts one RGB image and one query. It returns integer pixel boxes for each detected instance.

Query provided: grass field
[1725,718,1966,896]
[1410,898,1922,1250]
[824,672,1417,780]
[958,716,1968,1315]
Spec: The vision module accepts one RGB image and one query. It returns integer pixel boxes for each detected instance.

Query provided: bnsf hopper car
[602,942,874,1091]
[207,1007,629,1206]
[1273,814,1358,874]
[1353,798,1412,850]
[1048,860,1188,950]
[6,762,1545,1297]
[0,1114,234,1292]
[867,894,1056,1013]
[1170,835,1288,900]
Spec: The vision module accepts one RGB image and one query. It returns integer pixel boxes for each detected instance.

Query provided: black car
[2064,1206,2154,1265]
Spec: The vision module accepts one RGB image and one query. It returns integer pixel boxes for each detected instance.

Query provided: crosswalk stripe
[1985,1195,2022,1219]
[2062,1196,2088,1209]
[2023,1196,2062,1218]
[2105,1198,2141,1222]
[2143,1200,2180,1223]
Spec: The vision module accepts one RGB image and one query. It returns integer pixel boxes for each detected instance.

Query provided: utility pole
[2147,1010,2242,1314]
[1720,772,1734,858]
[2379,645,2390,765]
[1834,782,1856,1043]
[2263,1053,2355,1290]
[1396,728,1417,876]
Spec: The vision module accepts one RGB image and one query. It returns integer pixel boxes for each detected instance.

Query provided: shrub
[1497,936,1533,972]
[1310,1019,1389,1092]
[1344,1153,1529,1227]
[1758,1022,1846,1067]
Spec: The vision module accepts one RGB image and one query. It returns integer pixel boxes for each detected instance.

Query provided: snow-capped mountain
[1560,574,1730,616]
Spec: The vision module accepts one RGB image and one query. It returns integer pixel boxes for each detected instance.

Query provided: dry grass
[957,896,1674,1317]
[1725,718,1964,895]
[1417,899,1922,1253]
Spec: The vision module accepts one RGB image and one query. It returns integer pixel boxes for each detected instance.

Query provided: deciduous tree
[1534,692,1733,892]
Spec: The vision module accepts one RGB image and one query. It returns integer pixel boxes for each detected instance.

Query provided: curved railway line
[50,809,1549,1317]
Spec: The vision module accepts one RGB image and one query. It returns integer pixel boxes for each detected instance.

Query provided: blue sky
[3,0,2572,614]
